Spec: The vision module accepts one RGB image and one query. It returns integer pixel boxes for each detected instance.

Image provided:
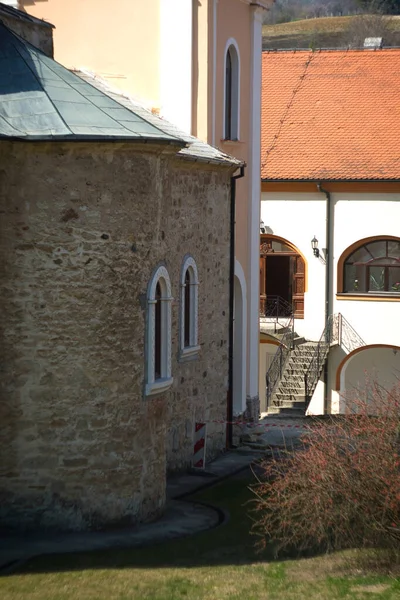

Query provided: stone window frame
[179,255,200,361]
[145,264,173,396]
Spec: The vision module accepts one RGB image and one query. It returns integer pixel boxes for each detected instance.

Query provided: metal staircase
[265,313,365,416]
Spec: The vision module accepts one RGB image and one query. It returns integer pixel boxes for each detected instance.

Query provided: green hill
[262,15,400,49]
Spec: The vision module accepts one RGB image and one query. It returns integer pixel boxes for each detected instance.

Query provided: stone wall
[0,141,232,530]
[0,4,54,57]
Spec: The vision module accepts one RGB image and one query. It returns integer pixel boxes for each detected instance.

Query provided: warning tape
[196,419,311,430]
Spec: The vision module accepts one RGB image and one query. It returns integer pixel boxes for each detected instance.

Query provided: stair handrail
[260,295,293,333]
[265,313,295,409]
[304,313,366,409]
[339,313,366,354]
[304,314,337,409]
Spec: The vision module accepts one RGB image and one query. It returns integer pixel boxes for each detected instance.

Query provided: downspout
[317,181,331,414]
[227,164,245,448]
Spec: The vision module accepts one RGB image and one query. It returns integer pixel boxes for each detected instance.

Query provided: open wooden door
[292,255,305,319]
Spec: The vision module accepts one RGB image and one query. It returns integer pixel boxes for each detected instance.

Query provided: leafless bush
[342,12,398,45]
[251,382,400,557]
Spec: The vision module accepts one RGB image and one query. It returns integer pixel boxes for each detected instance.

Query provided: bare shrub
[342,13,399,46]
[251,382,400,557]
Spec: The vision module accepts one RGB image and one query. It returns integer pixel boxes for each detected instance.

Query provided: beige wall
[0,140,231,530]
[21,0,161,104]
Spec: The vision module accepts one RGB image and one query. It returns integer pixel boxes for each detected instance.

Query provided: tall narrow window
[224,41,240,140]
[180,255,200,359]
[146,265,173,396]
[184,270,191,348]
[225,49,232,140]
[154,282,162,380]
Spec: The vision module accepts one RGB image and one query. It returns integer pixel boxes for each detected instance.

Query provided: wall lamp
[260,219,266,234]
[311,236,320,258]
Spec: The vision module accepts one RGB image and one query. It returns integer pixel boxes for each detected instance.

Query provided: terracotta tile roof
[261,49,400,181]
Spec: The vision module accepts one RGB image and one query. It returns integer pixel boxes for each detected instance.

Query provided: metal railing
[260,295,293,333]
[265,314,295,408]
[304,313,366,409]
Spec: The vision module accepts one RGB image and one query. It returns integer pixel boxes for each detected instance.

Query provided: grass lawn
[0,470,399,600]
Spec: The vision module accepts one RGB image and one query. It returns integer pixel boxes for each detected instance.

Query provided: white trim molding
[247,4,263,399]
[223,37,241,141]
[145,264,173,396]
[179,255,200,360]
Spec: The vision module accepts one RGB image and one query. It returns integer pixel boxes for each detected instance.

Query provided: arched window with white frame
[180,255,200,359]
[224,40,240,141]
[146,265,173,396]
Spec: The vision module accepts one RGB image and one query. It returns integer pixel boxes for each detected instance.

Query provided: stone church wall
[0,140,231,530]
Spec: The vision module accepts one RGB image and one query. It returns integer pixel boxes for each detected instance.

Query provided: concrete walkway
[0,449,262,572]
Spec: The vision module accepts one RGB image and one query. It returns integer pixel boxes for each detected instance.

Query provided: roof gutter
[317,181,331,415]
[227,164,245,448]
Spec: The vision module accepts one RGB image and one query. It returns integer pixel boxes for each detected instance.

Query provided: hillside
[262,15,400,49]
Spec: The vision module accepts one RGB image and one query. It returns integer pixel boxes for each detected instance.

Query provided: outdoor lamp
[311,236,320,258]
[260,219,265,234]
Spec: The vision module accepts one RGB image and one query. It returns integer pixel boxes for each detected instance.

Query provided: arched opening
[146,264,173,396]
[337,236,400,296]
[260,234,307,319]
[224,41,240,141]
[335,344,400,412]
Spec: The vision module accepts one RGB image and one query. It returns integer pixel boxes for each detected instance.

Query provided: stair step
[267,407,306,416]
[275,394,306,402]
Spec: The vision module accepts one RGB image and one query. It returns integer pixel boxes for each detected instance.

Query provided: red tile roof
[261,49,400,181]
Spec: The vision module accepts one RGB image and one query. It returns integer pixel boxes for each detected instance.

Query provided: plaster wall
[21,0,161,105]
[260,192,327,341]
[261,190,400,414]
[332,193,400,346]
[0,140,231,530]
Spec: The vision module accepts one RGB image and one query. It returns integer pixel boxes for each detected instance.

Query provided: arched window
[146,265,173,396]
[224,41,240,141]
[180,255,200,359]
[340,237,400,295]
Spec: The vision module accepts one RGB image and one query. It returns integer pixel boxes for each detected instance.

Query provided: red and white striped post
[193,422,207,469]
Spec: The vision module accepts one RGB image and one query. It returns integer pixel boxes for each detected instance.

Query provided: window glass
[184,269,191,347]
[368,266,385,292]
[389,267,400,292]
[388,241,400,258]
[343,239,400,294]
[366,240,387,259]
[155,282,162,380]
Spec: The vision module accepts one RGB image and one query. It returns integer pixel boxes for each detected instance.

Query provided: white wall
[261,191,400,346]
[332,193,400,347]
[159,0,192,133]
[260,192,327,341]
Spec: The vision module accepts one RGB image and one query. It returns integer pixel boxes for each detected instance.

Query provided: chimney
[0,2,54,57]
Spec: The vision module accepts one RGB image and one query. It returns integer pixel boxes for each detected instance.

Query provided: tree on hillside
[356,0,400,13]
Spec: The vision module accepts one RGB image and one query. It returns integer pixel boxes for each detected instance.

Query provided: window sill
[179,345,201,362]
[337,293,400,302]
[145,377,173,397]
[221,138,242,145]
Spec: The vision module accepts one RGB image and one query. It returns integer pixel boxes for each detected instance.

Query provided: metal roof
[75,70,243,168]
[0,22,183,144]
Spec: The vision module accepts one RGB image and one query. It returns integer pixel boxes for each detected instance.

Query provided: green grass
[0,471,399,600]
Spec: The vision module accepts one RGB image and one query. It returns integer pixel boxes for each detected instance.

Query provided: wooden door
[259,256,266,315]
[292,255,305,319]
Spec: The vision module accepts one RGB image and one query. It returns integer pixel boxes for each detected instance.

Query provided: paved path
[0,449,261,571]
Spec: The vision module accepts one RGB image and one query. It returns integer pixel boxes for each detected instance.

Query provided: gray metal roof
[0,22,183,144]
[75,70,243,168]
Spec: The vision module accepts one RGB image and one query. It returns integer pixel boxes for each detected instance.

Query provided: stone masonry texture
[0,141,232,531]
[0,9,54,57]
